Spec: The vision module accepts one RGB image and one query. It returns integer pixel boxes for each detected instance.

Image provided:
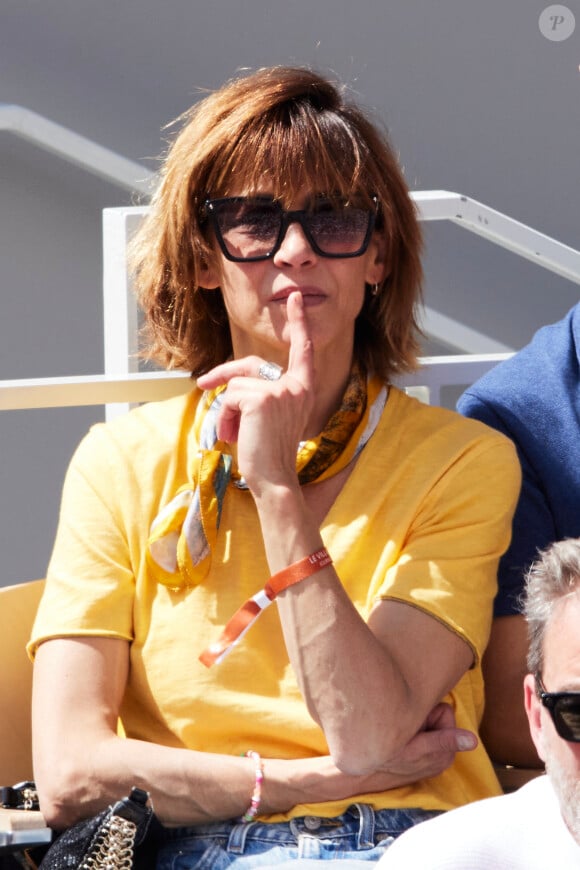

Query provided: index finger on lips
[286,291,314,390]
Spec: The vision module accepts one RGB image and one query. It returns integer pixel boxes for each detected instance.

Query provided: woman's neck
[305,352,356,438]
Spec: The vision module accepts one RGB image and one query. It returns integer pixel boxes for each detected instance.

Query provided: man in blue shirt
[457,302,580,767]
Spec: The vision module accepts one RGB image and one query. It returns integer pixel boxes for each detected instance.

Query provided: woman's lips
[271,288,327,306]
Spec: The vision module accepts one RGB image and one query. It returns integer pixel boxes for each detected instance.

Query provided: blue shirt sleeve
[457,391,555,617]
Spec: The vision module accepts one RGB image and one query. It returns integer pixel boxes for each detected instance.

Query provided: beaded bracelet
[241,750,264,822]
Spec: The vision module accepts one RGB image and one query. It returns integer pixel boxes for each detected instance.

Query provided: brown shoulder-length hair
[129,65,424,381]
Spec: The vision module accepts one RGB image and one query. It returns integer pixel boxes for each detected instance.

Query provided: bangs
[206,106,375,207]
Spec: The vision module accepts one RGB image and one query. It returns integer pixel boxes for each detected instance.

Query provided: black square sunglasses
[202,195,379,262]
[536,673,580,742]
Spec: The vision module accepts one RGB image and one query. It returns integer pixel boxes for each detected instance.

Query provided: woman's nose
[272,220,317,267]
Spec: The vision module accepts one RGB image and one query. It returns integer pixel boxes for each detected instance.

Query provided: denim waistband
[160,803,439,855]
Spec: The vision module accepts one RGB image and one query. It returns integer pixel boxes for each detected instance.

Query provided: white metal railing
[414,191,580,288]
[0,103,154,195]
[0,354,511,412]
[0,371,191,411]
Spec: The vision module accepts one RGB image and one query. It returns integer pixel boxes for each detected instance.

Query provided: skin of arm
[196,293,488,775]
[32,636,476,829]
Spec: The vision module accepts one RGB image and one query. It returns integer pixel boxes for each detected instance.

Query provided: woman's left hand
[196,291,314,494]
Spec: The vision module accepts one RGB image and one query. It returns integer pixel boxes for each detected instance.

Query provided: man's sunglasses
[536,673,580,742]
[202,195,379,262]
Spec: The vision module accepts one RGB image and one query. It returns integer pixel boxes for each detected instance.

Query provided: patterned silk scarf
[146,363,387,590]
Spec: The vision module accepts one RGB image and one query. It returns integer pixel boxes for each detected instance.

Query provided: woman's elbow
[35,763,98,830]
[327,720,407,776]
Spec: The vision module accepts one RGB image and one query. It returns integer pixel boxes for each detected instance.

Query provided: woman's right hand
[263,703,477,812]
[373,702,477,782]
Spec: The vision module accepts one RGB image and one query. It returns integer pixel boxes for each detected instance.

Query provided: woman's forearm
[253,485,413,771]
[39,726,467,829]
[253,483,474,775]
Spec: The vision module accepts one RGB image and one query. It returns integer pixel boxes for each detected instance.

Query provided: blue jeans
[156,803,439,868]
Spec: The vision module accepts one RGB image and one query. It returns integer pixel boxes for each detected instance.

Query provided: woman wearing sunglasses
[29,66,520,867]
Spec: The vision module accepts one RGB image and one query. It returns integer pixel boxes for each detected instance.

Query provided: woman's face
[200,189,387,366]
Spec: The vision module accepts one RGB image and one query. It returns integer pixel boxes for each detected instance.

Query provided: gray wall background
[1,0,579,586]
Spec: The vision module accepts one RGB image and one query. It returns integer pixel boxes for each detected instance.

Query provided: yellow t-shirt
[30,386,520,818]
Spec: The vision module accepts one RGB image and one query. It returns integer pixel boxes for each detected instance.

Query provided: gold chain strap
[20,784,39,811]
[79,813,137,870]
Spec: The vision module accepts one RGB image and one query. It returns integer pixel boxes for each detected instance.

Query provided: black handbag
[39,787,160,870]
[1,783,161,870]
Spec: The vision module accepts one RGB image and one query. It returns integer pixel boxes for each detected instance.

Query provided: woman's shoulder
[387,386,517,451]
[378,387,521,496]
[72,388,200,470]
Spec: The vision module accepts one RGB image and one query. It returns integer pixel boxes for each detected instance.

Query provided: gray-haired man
[377,538,580,868]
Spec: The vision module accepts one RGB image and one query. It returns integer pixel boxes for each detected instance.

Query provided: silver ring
[258,361,283,381]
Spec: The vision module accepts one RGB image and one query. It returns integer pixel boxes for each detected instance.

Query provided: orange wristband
[199,547,333,667]
[265,547,333,597]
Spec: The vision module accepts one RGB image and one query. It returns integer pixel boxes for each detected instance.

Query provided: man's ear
[524,673,547,763]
